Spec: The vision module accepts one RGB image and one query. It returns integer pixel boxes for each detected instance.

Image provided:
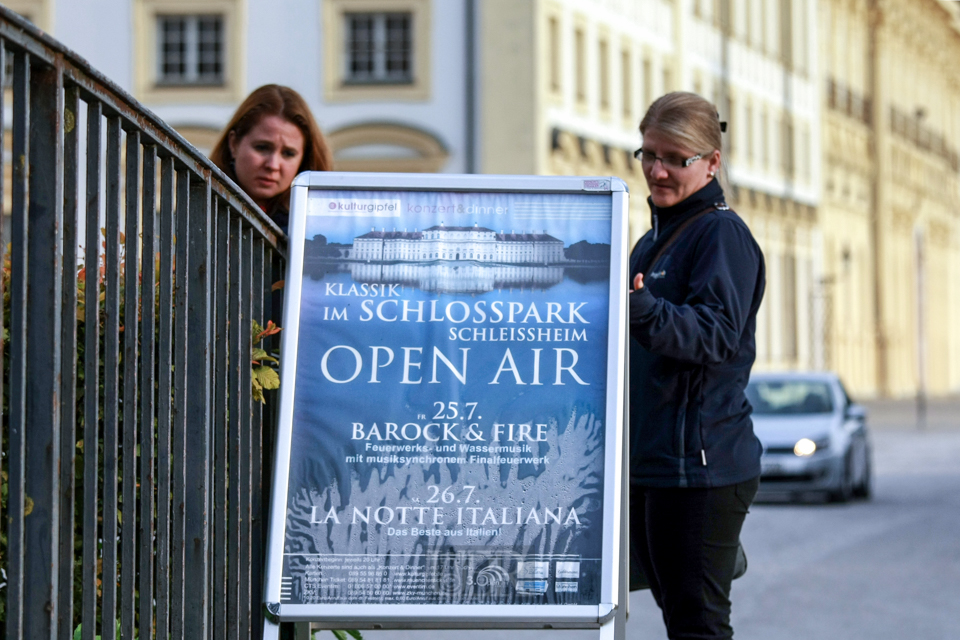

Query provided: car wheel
[829,454,854,503]
[853,454,872,500]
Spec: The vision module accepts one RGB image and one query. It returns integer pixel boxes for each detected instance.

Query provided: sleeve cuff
[629,287,657,319]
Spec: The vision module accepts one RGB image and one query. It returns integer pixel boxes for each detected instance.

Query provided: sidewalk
[862,395,960,431]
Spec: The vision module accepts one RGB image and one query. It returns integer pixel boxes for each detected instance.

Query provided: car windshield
[746,380,834,415]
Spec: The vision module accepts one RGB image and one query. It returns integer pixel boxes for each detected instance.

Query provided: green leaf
[252,379,265,404]
[253,365,280,391]
[252,348,278,364]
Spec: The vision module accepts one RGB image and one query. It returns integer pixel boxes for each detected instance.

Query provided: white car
[747,372,872,502]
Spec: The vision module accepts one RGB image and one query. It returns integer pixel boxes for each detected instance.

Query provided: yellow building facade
[820,0,960,397]
[478,0,824,378]
[479,0,960,398]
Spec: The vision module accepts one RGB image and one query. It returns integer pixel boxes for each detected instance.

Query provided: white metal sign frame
[262,172,629,636]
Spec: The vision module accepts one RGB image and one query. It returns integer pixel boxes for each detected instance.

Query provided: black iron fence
[0,7,285,639]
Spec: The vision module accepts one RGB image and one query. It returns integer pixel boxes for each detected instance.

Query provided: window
[575,28,586,103]
[781,251,798,360]
[548,16,561,93]
[725,95,734,158]
[746,380,834,415]
[768,0,780,59]
[761,108,769,169]
[135,0,242,103]
[720,0,731,34]
[323,0,429,102]
[621,48,632,120]
[759,0,768,53]
[156,15,224,85]
[642,58,652,109]
[782,117,794,176]
[344,12,413,84]
[599,38,610,111]
[795,0,807,74]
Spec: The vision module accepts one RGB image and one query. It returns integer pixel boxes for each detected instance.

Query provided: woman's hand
[631,273,644,291]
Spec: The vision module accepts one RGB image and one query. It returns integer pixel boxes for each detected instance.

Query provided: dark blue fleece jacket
[629,179,765,488]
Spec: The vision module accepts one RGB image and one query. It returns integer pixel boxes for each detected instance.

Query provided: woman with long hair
[211,84,332,232]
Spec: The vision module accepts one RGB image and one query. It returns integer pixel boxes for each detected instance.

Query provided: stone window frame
[134,0,245,104]
[323,0,431,103]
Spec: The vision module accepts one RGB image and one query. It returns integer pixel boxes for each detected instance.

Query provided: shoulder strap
[645,202,725,272]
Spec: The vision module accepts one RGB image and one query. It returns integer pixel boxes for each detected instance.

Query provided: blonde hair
[639,91,728,191]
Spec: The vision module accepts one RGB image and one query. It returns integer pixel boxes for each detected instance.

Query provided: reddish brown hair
[211,84,332,210]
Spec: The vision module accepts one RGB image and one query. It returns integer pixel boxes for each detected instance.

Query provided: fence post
[121,128,142,640]
[101,112,123,640]
[23,57,65,639]
[184,177,213,636]
[80,98,103,640]
[59,83,80,640]
[5,47,31,640]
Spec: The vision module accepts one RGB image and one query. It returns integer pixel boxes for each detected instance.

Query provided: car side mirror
[845,403,866,421]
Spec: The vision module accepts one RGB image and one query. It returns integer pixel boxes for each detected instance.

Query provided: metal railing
[0,6,285,639]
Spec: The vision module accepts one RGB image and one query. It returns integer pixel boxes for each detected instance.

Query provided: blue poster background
[281,189,614,606]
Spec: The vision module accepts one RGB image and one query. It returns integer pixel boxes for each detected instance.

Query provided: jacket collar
[647,178,725,240]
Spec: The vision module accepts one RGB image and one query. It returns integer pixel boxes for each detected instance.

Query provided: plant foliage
[0,238,281,632]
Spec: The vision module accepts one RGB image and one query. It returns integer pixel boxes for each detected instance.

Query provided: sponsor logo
[312,198,401,216]
[475,565,510,594]
[516,580,548,593]
[517,561,550,579]
[555,561,580,579]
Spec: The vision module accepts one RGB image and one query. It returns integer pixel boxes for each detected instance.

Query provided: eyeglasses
[633,148,704,169]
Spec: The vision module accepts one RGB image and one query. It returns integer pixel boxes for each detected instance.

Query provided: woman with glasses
[629,92,766,640]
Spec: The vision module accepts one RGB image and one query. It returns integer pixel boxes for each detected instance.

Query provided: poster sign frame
[263,172,628,630]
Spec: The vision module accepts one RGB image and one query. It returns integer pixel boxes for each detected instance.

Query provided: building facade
[351,225,565,264]
[5,0,960,397]
[818,0,960,397]
[480,0,823,377]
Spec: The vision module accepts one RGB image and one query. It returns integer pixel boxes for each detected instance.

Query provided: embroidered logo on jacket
[648,270,667,279]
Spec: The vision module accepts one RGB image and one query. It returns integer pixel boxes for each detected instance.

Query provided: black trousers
[630,477,760,640]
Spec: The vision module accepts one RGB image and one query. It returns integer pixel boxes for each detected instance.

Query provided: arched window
[329,123,449,172]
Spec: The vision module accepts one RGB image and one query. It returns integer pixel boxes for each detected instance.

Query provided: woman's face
[640,127,721,208]
[228,114,305,210]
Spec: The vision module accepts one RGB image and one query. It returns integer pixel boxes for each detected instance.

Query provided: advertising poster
[267,176,626,624]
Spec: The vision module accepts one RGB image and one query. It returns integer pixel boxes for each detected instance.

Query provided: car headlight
[794,437,830,457]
